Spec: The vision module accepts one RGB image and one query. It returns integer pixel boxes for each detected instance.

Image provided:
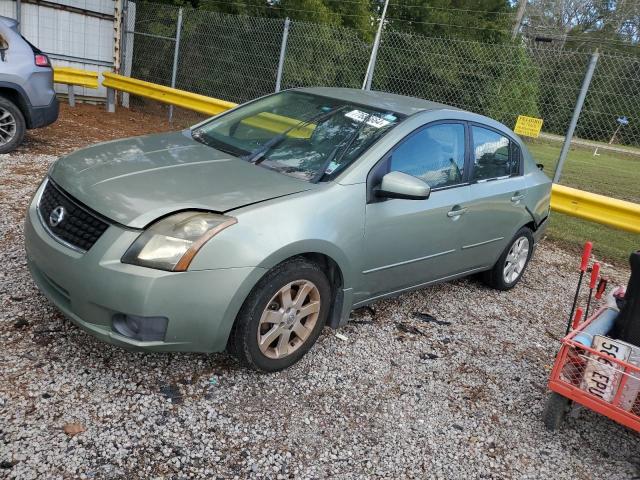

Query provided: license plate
[581,335,631,402]
[618,343,640,411]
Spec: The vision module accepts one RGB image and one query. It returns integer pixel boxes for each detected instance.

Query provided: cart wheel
[543,392,571,431]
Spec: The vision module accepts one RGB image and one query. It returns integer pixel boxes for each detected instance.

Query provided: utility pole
[511,0,527,40]
[362,0,390,91]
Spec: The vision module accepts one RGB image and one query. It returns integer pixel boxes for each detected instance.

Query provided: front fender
[188,183,366,291]
[256,239,355,288]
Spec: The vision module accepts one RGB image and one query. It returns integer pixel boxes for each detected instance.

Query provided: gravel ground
[1,133,639,479]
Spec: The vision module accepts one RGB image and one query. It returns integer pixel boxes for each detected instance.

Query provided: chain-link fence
[122,1,639,149]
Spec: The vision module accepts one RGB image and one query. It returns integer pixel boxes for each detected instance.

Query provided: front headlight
[122,211,237,271]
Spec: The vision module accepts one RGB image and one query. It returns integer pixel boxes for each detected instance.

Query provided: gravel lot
[1,107,639,479]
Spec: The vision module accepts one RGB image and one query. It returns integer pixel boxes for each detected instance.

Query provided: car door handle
[511,193,526,202]
[447,207,468,218]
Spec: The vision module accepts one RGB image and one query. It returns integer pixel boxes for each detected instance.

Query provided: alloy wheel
[257,279,321,359]
[503,236,530,284]
[0,107,17,147]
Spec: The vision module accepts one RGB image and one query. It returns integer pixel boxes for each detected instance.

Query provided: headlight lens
[122,211,237,271]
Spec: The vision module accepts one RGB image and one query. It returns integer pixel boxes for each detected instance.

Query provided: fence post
[107,88,115,113]
[67,84,75,107]
[168,7,183,123]
[121,0,135,108]
[553,49,599,183]
[511,0,527,40]
[362,0,389,91]
[15,0,21,31]
[275,17,291,92]
[113,0,123,73]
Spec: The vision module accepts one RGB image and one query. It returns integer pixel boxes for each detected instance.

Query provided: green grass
[524,139,639,265]
[526,140,640,203]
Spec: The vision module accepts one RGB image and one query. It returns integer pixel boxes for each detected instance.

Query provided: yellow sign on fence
[514,115,544,138]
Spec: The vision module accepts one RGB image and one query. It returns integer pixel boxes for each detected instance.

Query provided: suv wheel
[0,96,26,154]
[229,258,331,372]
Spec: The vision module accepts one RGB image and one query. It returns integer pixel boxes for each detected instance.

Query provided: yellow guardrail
[241,112,315,138]
[103,72,236,115]
[102,73,314,137]
[551,184,640,234]
[53,67,99,89]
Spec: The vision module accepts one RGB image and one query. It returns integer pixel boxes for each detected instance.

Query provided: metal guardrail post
[275,17,291,93]
[362,0,389,91]
[553,49,599,184]
[168,7,183,123]
[67,84,75,107]
[107,87,115,113]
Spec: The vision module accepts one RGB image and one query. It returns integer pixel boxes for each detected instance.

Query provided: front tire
[482,227,534,290]
[0,96,26,154]
[229,258,331,372]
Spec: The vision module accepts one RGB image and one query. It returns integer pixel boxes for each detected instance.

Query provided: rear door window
[471,126,521,181]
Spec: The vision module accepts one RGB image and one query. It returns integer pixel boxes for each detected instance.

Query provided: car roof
[293,87,460,117]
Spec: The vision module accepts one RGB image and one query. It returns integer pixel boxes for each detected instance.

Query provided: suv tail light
[34,54,51,67]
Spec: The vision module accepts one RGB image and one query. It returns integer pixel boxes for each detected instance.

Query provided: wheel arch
[256,240,354,288]
[221,247,350,353]
[234,244,351,335]
[259,243,351,328]
[294,252,346,329]
[0,82,32,127]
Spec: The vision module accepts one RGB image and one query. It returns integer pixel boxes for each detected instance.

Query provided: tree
[386,0,514,43]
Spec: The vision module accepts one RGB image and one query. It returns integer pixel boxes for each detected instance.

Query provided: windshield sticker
[325,161,340,174]
[345,110,390,128]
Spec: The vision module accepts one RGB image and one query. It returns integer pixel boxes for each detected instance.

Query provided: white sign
[345,110,390,129]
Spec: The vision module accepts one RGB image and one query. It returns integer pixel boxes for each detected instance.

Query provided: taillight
[34,54,50,67]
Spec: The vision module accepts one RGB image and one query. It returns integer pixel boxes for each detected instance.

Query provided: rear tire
[543,392,570,431]
[482,227,534,291]
[0,96,26,154]
[228,258,331,372]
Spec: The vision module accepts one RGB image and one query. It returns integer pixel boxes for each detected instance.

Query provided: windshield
[191,91,402,181]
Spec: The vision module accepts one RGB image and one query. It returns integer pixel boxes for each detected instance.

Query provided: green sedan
[24,88,551,371]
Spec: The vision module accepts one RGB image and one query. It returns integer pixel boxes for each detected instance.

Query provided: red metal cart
[544,307,640,432]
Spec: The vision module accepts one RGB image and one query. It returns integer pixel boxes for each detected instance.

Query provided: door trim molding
[362,249,456,274]
[461,237,504,250]
[354,266,486,307]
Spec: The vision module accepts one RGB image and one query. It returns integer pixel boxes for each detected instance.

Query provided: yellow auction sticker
[514,115,544,138]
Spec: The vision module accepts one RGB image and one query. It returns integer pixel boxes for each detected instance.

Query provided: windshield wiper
[244,105,347,165]
[191,129,246,157]
[309,111,375,183]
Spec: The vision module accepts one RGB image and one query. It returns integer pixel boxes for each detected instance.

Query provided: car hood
[49,131,315,228]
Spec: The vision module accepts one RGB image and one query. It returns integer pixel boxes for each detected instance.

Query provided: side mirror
[376,171,431,200]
